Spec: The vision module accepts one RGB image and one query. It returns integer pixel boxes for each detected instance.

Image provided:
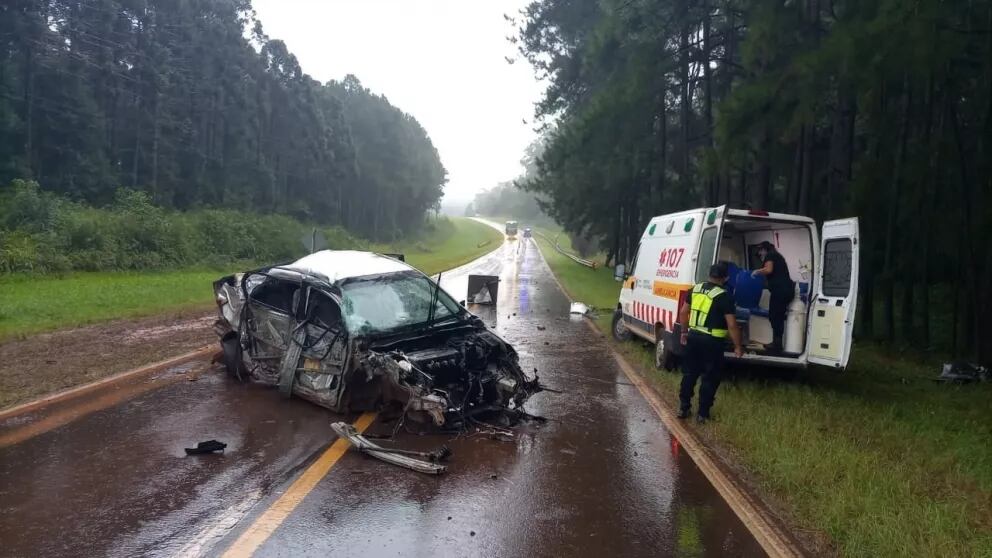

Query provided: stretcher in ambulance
[611,206,859,370]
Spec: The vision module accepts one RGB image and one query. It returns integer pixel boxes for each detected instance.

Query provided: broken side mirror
[614,264,626,282]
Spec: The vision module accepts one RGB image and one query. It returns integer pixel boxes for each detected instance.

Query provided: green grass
[532,235,992,557]
[0,270,223,340]
[531,228,620,310]
[372,217,502,276]
[0,217,501,340]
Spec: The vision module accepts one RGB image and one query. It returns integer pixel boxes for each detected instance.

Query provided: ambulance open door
[807,218,860,369]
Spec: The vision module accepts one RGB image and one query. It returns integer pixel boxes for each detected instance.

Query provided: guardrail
[533,231,598,269]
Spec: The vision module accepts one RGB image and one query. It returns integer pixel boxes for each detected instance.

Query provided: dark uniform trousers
[679,332,725,417]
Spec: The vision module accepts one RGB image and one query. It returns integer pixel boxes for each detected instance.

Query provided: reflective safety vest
[689,283,729,338]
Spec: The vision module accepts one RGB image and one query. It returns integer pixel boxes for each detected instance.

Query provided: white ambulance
[611,206,859,370]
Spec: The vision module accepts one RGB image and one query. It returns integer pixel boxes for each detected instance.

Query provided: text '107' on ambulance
[611,206,859,371]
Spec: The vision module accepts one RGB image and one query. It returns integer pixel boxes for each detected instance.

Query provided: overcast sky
[251,0,544,205]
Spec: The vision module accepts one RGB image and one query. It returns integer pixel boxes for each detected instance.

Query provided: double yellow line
[221,412,377,558]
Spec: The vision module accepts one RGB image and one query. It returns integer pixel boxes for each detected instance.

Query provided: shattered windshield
[339,271,462,335]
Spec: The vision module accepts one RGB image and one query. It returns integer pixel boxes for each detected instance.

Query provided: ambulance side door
[807,218,860,369]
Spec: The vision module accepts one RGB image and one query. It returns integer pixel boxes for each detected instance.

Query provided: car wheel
[611,310,631,342]
[220,331,245,381]
[655,331,676,371]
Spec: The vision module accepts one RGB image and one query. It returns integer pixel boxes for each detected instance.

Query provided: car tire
[655,331,676,371]
[611,310,631,342]
[220,331,246,381]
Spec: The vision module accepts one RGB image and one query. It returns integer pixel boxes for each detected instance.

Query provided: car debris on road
[331,422,448,475]
[935,362,990,383]
[569,302,591,316]
[184,440,227,455]
[212,250,542,431]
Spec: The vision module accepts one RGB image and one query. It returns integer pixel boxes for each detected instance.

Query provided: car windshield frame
[337,270,465,336]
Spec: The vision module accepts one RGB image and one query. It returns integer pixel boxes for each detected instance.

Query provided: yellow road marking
[221,412,377,558]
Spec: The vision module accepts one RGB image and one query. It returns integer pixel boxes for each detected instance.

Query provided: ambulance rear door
[807,218,859,369]
[693,205,728,282]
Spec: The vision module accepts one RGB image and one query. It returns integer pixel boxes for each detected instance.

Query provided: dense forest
[0,0,445,239]
[515,0,992,361]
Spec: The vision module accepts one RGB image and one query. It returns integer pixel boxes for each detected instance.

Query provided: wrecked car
[212,250,539,427]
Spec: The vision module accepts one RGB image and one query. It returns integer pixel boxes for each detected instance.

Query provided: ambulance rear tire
[611,310,631,342]
[655,332,676,371]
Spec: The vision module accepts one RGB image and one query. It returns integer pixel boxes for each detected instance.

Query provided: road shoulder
[0,308,214,411]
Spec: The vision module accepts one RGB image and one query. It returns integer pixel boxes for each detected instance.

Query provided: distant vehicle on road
[212,250,539,425]
[505,220,518,238]
[523,227,532,238]
[611,206,859,372]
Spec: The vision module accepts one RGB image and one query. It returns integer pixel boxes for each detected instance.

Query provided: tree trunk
[788,127,804,212]
[152,93,160,197]
[900,281,914,343]
[22,44,35,173]
[703,0,715,204]
[859,256,874,339]
[882,80,912,342]
[132,94,141,188]
[828,86,856,217]
[679,0,691,195]
[918,76,942,349]
[798,125,812,215]
[754,127,771,209]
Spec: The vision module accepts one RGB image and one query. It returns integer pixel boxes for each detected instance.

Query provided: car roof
[282,250,414,283]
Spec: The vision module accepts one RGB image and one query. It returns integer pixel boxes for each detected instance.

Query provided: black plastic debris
[935,362,990,384]
[467,274,499,305]
[185,440,227,455]
[536,325,546,331]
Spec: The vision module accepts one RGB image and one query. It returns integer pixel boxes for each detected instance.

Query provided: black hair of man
[709,261,730,280]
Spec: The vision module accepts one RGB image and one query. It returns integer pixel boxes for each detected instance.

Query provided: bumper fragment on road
[220,412,378,558]
[330,421,447,475]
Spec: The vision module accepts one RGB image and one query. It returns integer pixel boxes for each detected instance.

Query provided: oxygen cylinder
[784,293,806,354]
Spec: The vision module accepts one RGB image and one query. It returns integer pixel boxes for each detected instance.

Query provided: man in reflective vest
[676,262,744,423]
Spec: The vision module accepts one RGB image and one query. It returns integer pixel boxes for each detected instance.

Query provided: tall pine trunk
[882,80,911,342]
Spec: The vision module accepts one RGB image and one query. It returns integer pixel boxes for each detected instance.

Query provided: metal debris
[569,302,590,315]
[935,362,990,383]
[331,422,447,475]
[467,274,499,305]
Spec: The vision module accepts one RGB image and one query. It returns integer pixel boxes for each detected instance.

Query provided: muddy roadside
[0,308,215,410]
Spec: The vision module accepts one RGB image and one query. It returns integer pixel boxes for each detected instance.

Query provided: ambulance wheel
[611,310,631,342]
[655,332,676,371]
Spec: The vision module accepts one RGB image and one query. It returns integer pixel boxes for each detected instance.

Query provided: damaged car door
[220,270,351,410]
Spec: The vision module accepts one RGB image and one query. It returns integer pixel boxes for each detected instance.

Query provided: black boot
[677,407,691,419]
[766,336,783,353]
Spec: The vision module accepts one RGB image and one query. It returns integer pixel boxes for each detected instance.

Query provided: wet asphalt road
[0,233,764,557]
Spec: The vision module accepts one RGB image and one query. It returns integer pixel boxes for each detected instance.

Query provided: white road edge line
[529,234,805,558]
[0,345,215,421]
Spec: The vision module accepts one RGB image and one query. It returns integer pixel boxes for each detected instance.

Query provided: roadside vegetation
[513,0,992,366]
[531,235,992,558]
[0,184,500,340]
[0,2,445,241]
